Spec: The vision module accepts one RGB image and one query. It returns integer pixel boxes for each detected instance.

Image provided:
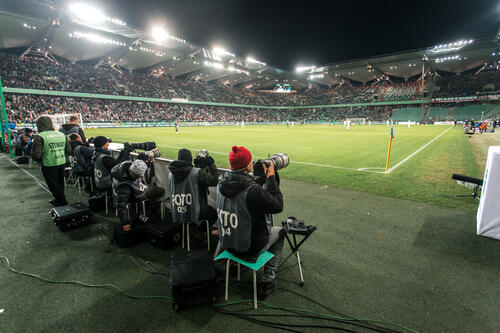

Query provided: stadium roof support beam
[94,38,142,74]
[20,12,61,63]
[367,63,392,84]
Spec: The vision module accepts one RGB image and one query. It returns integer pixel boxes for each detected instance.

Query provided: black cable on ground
[219,279,399,333]
[219,311,396,333]
[277,287,400,333]
[213,307,359,332]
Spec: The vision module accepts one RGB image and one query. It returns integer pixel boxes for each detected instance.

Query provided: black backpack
[170,249,216,311]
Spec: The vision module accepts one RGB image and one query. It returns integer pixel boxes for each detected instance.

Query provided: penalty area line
[386,126,453,174]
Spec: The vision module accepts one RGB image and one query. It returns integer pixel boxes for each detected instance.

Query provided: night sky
[100,0,500,70]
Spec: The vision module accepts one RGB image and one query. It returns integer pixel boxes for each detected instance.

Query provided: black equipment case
[16,156,29,164]
[88,191,110,213]
[171,249,216,311]
[49,203,92,231]
[142,220,182,249]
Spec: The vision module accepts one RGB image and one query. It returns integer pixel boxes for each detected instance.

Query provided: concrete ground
[0,155,499,332]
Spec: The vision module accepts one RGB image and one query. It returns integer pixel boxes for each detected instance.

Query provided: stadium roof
[0,0,499,90]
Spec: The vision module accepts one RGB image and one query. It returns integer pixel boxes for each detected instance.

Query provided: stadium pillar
[0,75,14,158]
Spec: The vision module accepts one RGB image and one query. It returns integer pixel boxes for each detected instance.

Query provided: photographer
[168,148,219,225]
[92,136,129,191]
[15,128,33,156]
[69,133,94,190]
[217,145,284,297]
[111,159,165,232]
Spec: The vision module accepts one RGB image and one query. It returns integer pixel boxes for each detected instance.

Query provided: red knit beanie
[229,145,252,170]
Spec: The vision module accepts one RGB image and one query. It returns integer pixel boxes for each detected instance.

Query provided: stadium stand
[2,52,500,124]
[391,107,425,122]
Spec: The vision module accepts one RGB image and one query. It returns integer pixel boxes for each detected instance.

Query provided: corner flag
[385,121,395,172]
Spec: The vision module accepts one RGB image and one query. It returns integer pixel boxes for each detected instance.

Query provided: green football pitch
[86,124,480,210]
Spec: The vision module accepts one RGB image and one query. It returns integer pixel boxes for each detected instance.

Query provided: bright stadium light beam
[247,57,266,66]
[213,47,235,57]
[296,65,316,73]
[69,3,106,22]
[152,27,169,42]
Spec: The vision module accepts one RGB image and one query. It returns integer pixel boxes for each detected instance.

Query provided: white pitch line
[3,156,51,193]
[157,144,386,173]
[386,126,453,173]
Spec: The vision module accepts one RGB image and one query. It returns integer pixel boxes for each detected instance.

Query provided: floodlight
[152,27,169,42]
[213,47,235,57]
[69,3,106,22]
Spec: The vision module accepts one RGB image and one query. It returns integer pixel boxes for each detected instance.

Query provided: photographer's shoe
[258,280,276,298]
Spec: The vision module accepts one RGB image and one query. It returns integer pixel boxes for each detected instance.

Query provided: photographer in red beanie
[216,145,284,297]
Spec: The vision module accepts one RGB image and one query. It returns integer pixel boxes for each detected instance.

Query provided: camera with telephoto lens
[124,141,156,152]
[194,149,214,169]
[253,153,289,177]
[137,148,162,164]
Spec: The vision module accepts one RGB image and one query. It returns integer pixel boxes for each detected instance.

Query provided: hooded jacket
[168,160,219,218]
[31,116,71,165]
[111,161,148,225]
[70,141,94,175]
[218,171,283,257]
[60,123,86,143]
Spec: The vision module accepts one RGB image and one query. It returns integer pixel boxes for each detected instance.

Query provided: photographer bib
[94,153,112,190]
[73,145,92,174]
[169,167,200,223]
[216,184,253,253]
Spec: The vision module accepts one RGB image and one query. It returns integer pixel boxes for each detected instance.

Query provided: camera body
[194,149,214,169]
[253,153,289,177]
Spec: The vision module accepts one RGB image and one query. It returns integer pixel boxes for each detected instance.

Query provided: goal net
[345,118,366,125]
[43,113,83,131]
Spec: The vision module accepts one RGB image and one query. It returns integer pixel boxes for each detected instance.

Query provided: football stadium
[1,1,499,332]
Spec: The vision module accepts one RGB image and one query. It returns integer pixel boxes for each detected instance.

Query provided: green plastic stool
[214,250,274,309]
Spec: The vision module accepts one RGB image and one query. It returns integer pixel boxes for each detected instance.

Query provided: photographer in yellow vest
[31,116,72,207]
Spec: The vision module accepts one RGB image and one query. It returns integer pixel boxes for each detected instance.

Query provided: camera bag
[170,249,216,311]
[142,219,182,249]
[88,191,110,212]
[112,224,143,248]
[49,203,92,231]
[16,156,29,164]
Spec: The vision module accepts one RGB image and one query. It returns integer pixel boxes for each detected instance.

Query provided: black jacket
[70,141,94,174]
[111,161,140,225]
[168,160,219,218]
[92,147,129,172]
[60,123,86,143]
[218,171,283,256]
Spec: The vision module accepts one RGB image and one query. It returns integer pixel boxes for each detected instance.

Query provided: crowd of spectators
[433,70,500,97]
[0,52,421,107]
[4,94,393,123]
[2,51,500,124]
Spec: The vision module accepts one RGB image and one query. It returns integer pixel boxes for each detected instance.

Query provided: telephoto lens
[268,153,289,170]
[196,149,209,159]
[125,142,157,151]
[145,148,162,159]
